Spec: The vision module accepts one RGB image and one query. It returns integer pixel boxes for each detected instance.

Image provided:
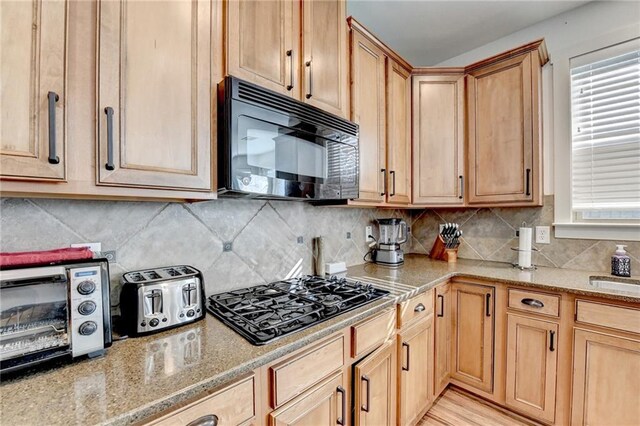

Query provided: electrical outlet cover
[71,242,101,252]
[535,226,551,244]
[365,226,373,242]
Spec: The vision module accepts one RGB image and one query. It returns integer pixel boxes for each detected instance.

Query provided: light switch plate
[535,226,551,244]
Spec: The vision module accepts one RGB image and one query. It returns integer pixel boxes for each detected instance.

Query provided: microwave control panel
[69,266,105,357]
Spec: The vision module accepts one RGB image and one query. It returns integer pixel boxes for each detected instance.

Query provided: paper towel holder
[510,247,540,270]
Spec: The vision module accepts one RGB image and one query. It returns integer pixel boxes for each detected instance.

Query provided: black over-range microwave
[217,76,359,201]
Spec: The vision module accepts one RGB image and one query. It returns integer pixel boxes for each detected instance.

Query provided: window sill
[553,222,640,241]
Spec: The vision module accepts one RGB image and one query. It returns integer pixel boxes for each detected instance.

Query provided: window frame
[553,25,640,241]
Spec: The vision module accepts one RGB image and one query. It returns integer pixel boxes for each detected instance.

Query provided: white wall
[436,1,640,196]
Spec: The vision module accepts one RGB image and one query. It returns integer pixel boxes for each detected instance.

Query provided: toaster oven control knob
[149,318,160,327]
[77,280,96,295]
[78,321,98,336]
[78,301,97,315]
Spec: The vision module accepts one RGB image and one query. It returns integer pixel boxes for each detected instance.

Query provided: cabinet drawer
[147,375,255,426]
[398,290,433,328]
[270,335,345,408]
[351,308,396,358]
[508,288,560,317]
[575,300,640,335]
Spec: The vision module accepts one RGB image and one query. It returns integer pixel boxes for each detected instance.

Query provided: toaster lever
[182,283,198,307]
[144,289,163,315]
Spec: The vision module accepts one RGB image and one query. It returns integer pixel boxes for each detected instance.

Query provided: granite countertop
[1,255,638,426]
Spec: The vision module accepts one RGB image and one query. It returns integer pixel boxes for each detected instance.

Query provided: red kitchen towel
[0,247,94,267]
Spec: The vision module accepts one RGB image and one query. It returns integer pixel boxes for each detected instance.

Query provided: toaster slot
[182,283,199,307]
[143,289,163,316]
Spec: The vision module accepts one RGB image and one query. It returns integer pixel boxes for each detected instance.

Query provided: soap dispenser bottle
[611,245,631,277]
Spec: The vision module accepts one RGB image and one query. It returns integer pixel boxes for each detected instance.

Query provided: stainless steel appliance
[0,259,112,373]
[120,265,205,336]
[206,276,389,345]
[372,218,408,267]
[218,76,359,201]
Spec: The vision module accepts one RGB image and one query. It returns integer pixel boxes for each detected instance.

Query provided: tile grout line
[26,199,89,243]
[115,203,171,252]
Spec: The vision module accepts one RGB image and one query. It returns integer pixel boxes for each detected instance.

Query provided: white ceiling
[346,0,591,66]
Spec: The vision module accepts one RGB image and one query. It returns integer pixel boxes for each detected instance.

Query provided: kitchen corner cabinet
[571,329,640,425]
[433,283,451,397]
[354,340,397,426]
[451,282,495,393]
[1,0,67,181]
[412,73,465,206]
[505,314,558,423]
[398,317,433,426]
[97,0,213,191]
[466,42,545,206]
[386,61,412,205]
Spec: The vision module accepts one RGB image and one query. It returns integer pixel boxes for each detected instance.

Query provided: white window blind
[570,41,640,219]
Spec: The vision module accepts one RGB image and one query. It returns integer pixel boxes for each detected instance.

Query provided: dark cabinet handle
[525,168,531,196]
[414,303,426,313]
[286,50,294,91]
[390,170,396,196]
[186,414,218,426]
[305,60,313,99]
[458,175,464,199]
[437,294,444,317]
[361,375,370,412]
[485,293,491,317]
[104,107,115,171]
[549,330,556,352]
[402,342,410,371]
[521,298,544,308]
[336,386,346,425]
[380,168,387,196]
[47,91,60,164]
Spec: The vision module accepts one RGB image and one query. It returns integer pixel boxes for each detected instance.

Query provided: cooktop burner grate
[207,276,389,345]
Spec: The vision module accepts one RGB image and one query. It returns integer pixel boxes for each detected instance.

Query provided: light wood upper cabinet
[433,283,451,397]
[269,372,346,426]
[505,314,558,423]
[354,340,396,426]
[227,0,298,97]
[412,74,465,206]
[451,282,495,393]
[302,0,349,118]
[1,0,67,181]
[398,318,433,426]
[97,0,213,191]
[386,61,412,205]
[466,48,543,206]
[572,329,640,426]
[350,26,387,203]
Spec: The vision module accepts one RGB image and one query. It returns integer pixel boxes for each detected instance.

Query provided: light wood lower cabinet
[433,283,451,397]
[571,329,640,426]
[269,372,346,426]
[505,314,558,423]
[354,339,396,426]
[451,282,494,393]
[1,0,67,181]
[397,317,433,426]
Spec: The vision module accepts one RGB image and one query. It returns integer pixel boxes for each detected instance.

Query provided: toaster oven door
[0,266,71,369]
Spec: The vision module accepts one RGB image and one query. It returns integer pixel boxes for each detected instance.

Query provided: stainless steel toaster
[120,265,205,336]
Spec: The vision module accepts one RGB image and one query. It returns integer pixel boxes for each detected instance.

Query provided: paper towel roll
[518,227,532,268]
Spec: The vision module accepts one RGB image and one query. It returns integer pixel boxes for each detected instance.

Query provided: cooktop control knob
[77,280,96,295]
[79,321,98,336]
[186,309,195,318]
[78,300,97,316]
[149,318,160,327]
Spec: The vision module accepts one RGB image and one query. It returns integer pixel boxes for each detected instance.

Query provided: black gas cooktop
[206,276,389,345]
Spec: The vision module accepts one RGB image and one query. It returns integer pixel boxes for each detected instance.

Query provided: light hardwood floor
[419,387,542,426]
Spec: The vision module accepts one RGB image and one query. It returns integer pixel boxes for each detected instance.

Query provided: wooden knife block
[429,235,458,263]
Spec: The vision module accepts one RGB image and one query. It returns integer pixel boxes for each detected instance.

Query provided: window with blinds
[570,40,640,222]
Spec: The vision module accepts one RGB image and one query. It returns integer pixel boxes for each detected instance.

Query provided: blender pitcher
[376,218,407,245]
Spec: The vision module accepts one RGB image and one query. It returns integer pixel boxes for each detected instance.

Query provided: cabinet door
[301,0,348,118]
[398,317,433,426]
[451,282,494,393]
[227,0,298,97]
[433,283,451,397]
[97,0,213,190]
[1,0,66,181]
[354,340,396,426]
[572,329,640,426]
[269,372,346,426]
[386,61,412,205]
[505,315,558,423]
[351,28,386,203]
[467,52,540,205]
[412,75,465,205]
